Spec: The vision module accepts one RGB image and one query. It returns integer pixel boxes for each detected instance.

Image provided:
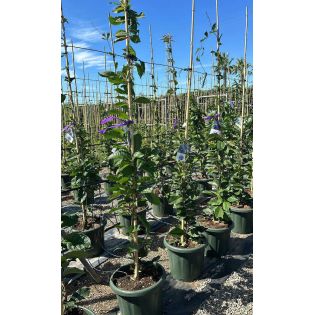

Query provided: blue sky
[61,0,253,98]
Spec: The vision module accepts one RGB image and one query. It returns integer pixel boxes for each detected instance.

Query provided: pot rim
[164,234,206,253]
[230,206,253,213]
[120,206,149,218]
[202,221,234,233]
[109,262,165,297]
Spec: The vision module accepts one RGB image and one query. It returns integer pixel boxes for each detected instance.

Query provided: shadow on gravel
[162,257,253,315]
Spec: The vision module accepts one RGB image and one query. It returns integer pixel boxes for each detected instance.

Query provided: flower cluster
[99,116,134,134]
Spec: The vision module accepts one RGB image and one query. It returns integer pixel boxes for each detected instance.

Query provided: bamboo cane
[240,6,248,144]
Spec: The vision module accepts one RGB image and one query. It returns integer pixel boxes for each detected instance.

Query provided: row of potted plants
[61,1,253,314]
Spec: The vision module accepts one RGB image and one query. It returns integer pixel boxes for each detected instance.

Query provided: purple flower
[99,120,133,134]
[213,121,220,130]
[204,113,220,121]
[229,100,235,108]
[100,115,116,125]
[62,123,74,132]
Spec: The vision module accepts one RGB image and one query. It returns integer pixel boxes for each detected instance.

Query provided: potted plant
[61,219,96,315]
[99,2,165,313]
[198,103,240,257]
[149,128,173,218]
[63,123,105,258]
[230,115,253,234]
[189,98,212,198]
[165,149,206,282]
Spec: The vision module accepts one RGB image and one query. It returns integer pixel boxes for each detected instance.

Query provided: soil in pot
[197,216,232,258]
[230,204,253,234]
[114,265,161,291]
[110,263,165,315]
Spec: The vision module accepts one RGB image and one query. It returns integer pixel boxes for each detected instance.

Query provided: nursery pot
[103,180,113,197]
[61,174,72,190]
[78,306,96,315]
[151,197,171,218]
[230,206,253,234]
[110,263,165,315]
[202,223,233,257]
[65,306,96,315]
[196,178,212,198]
[119,209,148,236]
[81,217,107,258]
[164,236,206,282]
[73,187,95,205]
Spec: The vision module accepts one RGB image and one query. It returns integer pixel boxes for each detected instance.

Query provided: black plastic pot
[164,236,206,282]
[73,187,95,205]
[202,223,233,257]
[81,218,107,258]
[110,263,165,315]
[103,180,113,197]
[119,209,148,236]
[61,174,72,190]
[65,306,96,315]
[230,206,253,234]
[151,197,171,218]
[79,306,96,315]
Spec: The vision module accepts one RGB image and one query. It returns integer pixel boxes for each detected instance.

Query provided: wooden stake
[184,0,195,140]
[240,6,248,143]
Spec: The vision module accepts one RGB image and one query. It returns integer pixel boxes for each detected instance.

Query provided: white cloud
[69,26,102,43]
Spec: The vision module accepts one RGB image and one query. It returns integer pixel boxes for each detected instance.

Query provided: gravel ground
[63,186,253,315]
[67,231,252,315]
[193,255,253,315]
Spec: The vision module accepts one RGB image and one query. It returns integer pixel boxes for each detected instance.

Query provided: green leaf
[169,227,184,236]
[109,15,125,25]
[135,61,145,78]
[144,193,160,205]
[63,267,85,276]
[131,133,142,152]
[103,128,124,139]
[130,34,140,43]
[61,213,78,228]
[223,201,231,211]
[61,94,66,103]
[70,287,90,301]
[134,96,151,104]
[214,207,224,220]
[119,164,135,176]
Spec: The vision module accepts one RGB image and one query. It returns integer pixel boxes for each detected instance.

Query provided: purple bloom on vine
[213,121,220,130]
[100,115,116,125]
[62,123,74,132]
[230,100,235,108]
[204,113,220,121]
[98,120,134,134]
[173,118,178,129]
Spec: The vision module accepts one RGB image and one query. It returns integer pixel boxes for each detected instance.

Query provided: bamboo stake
[181,0,196,246]
[215,0,221,115]
[184,0,195,139]
[240,6,248,143]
